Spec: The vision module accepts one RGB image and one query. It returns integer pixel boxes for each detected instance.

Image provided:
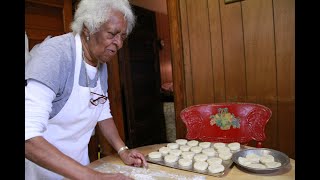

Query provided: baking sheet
[146,145,244,177]
[146,155,232,177]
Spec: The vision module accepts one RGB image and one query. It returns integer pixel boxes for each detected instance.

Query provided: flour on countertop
[94,162,206,180]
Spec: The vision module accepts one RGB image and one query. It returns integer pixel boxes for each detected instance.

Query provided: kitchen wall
[168,0,295,158]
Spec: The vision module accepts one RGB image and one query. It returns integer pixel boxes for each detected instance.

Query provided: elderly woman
[25,0,147,179]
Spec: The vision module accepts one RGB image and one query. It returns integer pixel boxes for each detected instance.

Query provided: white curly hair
[71,0,136,35]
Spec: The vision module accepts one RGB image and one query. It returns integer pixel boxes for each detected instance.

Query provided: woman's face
[89,10,128,63]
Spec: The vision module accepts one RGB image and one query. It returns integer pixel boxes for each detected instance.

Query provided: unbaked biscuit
[247,163,266,169]
[246,153,261,163]
[159,146,170,156]
[181,151,196,160]
[193,161,209,171]
[169,149,182,156]
[187,140,199,147]
[213,142,226,150]
[199,142,211,149]
[175,139,188,145]
[260,154,275,164]
[164,154,179,164]
[216,146,231,154]
[190,146,202,153]
[202,148,216,157]
[227,142,241,151]
[179,145,191,152]
[178,158,193,167]
[194,153,208,162]
[207,157,223,165]
[238,157,251,166]
[167,143,179,149]
[148,151,162,159]
[208,164,225,174]
[218,151,232,160]
[265,161,281,168]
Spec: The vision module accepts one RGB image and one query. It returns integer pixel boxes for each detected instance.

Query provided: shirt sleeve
[25,79,56,140]
[25,35,72,95]
[97,92,113,121]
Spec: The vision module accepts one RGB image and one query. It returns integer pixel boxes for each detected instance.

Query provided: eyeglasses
[90,92,108,106]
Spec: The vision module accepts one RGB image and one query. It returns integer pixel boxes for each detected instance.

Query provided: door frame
[107,0,185,144]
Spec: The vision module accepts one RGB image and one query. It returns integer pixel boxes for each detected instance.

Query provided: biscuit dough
[169,149,182,156]
[194,153,208,162]
[218,151,232,160]
[181,151,196,160]
[164,154,179,163]
[208,164,225,174]
[193,161,209,171]
[175,139,188,145]
[190,146,202,153]
[260,154,275,164]
[202,148,216,156]
[207,157,223,165]
[167,143,179,149]
[246,153,261,163]
[187,140,199,147]
[178,158,193,167]
[159,146,170,156]
[265,161,281,168]
[228,142,240,151]
[213,142,226,149]
[179,145,191,152]
[199,142,211,149]
[247,163,266,169]
[216,146,231,154]
[148,152,162,159]
[238,157,252,166]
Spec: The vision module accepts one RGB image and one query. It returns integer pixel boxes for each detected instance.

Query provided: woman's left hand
[119,149,148,168]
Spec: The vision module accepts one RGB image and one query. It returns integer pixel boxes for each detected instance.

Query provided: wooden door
[118,6,167,148]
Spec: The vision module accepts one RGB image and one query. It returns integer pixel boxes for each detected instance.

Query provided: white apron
[25,34,104,180]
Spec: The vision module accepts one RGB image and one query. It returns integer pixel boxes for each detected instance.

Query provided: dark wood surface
[118,5,167,148]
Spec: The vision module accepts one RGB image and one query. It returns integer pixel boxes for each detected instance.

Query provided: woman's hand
[119,149,148,168]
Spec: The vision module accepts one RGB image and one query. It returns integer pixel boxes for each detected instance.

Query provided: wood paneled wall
[168,0,295,158]
[25,0,72,48]
[156,12,173,84]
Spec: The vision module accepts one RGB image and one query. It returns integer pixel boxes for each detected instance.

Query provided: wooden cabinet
[25,0,72,49]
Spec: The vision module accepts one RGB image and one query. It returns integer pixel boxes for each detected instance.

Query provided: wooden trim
[25,0,64,8]
[108,55,125,140]
[63,0,73,32]
[167,0,186,139]
[208,0,226,103]
[179,0,193,106]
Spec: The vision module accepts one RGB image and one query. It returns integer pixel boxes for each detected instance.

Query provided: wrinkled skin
[119,149,148,168]
[82,10,128,66]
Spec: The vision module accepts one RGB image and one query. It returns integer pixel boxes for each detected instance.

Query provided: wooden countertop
[88,143,295,180]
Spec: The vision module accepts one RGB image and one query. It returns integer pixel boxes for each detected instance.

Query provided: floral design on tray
[209,108,240,130]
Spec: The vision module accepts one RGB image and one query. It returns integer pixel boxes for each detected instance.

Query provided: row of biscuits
[148,139,241,174]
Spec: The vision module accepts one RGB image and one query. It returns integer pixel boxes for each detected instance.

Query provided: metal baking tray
[232,148,290,174]
[146,156,233,177]
[146,146,243,177]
